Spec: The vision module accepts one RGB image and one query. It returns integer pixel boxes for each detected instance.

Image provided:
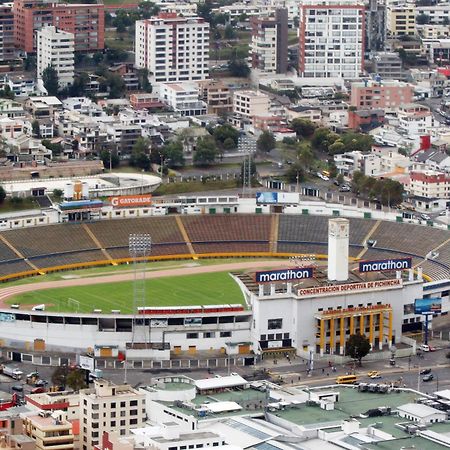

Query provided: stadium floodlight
[129,234,152,258]
[129,234,152,346]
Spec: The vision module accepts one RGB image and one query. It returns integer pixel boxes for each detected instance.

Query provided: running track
[0,260,287,309]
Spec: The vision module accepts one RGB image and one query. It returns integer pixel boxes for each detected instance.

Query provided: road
[2,344,449,399]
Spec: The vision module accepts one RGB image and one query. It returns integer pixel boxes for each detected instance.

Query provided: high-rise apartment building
[386,4,416,37]
[0,4,15,62]
[13,0,105,53]
[80,380,146,450]
[37,26,74,88]
[135,13,209,84]
[299,0,365,79]
[250,8,288,74]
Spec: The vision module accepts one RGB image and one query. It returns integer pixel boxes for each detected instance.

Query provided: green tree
[346,333,371,366]
[130,137,151,170]
[93,52,104,65]
[311,128,339,153]
[328,139,345,155]
[223,137,236,150]
[213,124,239,148]
[290,118,316,138]
[42,140,62,156]
[66,369,87,391]
[42,65,59,96]
[137,68,152,93]
[228,59,250,77]
[224,24,236,39]
[161,140,185,168]
[0,85,14,100]
[106,73,126,99]
[51,366,69,388]
[257,130,275,153]
[32,120,40,138]
[286,163,305,184]
[0,186,6,204]
[100,150,120,170]
[53,188,63,199]
[193,136,218,167]
[297,144,314,172]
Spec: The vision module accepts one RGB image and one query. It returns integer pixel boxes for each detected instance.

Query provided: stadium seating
[418,260,450,281]
[0,259,35,276]
[192,242,269,254]
[182,215,271,243]
[29,250,107,269]
[2,224,96,257]
[0,241,21,261]
[88,217,184,248]
[370,222,448,258]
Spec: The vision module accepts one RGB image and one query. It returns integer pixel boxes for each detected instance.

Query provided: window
[130,400,138,406]
[187,333,198,339]
[203,332,215,338]
[130,409,137,416]
[268,318,282,329]
[130,418,138,425]
[120,402,126,408]
[120,420,126,426]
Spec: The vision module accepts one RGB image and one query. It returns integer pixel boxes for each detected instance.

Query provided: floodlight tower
[129,233,151,345]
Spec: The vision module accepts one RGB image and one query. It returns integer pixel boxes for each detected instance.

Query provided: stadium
[0,192,448,366]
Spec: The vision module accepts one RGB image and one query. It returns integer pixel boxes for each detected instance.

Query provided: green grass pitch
[8,272,245,314]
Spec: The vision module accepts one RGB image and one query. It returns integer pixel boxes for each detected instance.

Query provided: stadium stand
[192,242,269,254]
[0,241,21,261]
[2,224,96,257]
[181,215,271,243]
[418,259,450,281]
[277,242,331,256]
[0,259,36,275]
[88,217,184,248]
[371,221,449,257]
[107,244,189,259]
[29,250,107,269]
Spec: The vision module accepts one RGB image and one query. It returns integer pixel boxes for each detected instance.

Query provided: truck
[2,366,23,380]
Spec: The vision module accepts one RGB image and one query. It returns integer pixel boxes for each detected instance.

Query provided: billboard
[78,355,95,371]
[256,192,299,204]
[110,195,152,208]
[414,297,442,314]
[255,267,313,283]
[359,257,412,273]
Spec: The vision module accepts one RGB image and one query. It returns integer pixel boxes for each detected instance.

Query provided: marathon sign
[359,257,412,273]
[110,194,152,208]
[255,267,313,284]
[297,278,403,298]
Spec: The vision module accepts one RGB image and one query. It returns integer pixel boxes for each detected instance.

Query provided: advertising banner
[359,258,412,273]
[414,297,442,314]
[110,195,152,208]
[255,267,314,283]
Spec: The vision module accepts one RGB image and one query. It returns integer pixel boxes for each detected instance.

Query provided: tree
[193,136,218,167]
[290,118,316,138]
[100,149,120,170]
[106,73,126,99]
[137,68,152,93]
[42,65,59,96]
[0,186,6,204]
[297,144,314,172]
[228,59,250,77]
[224,24,236,39]
[161,140,185,168]
[257,131,276,153]
[42,140,62,156]
[32,120,40,138]
[286,163,305,184]
[346,333,371,366]
[52,366,70,388]
[223,137,236,150]
[311,128,339,153]
[0,86,14,100]
[66,369,87,391]
[93,52,104,65]
[213,124,239,148]
[53,188,63,199]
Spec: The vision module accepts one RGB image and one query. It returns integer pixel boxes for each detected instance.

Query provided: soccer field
[7,271,245,314]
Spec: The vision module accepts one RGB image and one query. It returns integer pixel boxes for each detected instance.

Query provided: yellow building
[24,412,74,450]
[316,304,393,355]
[387,5,416,37]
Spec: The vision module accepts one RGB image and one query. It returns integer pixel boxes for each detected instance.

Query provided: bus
[322,170,330,178]
[336,375,357,384]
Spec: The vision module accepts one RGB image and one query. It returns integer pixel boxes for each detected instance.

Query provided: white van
[420,344,430,352]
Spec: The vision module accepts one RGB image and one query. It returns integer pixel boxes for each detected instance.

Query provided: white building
[416,5,450,25]
[80,380,146,450]
[135,14,209,84]
[408,169,450,200]
[397,103,435,138]
[397,403,447,424]
[298,0,365,79]
[158,83,207,116]
[36,26,74,88]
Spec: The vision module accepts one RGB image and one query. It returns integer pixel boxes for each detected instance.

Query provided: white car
[439,210,448,216]
[420,213,431,221]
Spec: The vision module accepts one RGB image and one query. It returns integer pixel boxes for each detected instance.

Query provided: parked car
[339,185,351,192]
[31,387,46,394]
[420,344,430,352]
[423,374,434,382]
[34,379,48,387]
[420,213,431,221]
[420,368,431,375]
